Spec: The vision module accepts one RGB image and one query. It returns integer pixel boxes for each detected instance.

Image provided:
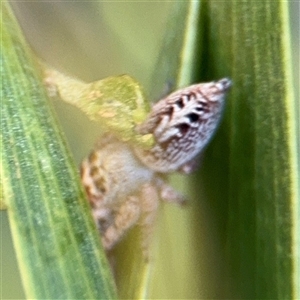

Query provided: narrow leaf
[200,1,298,298]
[1,2,117,299]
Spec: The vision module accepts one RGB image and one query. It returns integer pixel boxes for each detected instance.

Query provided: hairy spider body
[135,78,231,172]
[81,78,231,256]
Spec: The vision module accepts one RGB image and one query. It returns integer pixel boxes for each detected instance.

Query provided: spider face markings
[135,78,232,172]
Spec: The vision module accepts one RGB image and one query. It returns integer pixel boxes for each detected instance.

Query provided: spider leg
[155,178,187,206]
[139,183,160,260]
[100,196,141,251]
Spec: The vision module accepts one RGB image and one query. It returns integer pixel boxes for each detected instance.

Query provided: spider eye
[175,98,184,108]
[186,113,199,123]
[176,123,190,135]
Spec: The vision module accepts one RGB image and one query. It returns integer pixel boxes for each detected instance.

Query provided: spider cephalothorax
[135,78,232,173]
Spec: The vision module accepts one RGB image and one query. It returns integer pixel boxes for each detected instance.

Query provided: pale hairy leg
[155,178,187,206]
[101,196,141,251]
[139,183,160,260]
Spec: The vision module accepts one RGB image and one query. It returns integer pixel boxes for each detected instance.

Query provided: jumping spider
[80,78,231,258]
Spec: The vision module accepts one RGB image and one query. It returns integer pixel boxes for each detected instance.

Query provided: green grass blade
[1,2,117,299]
[200,1,298,298]
[149,0,202,98]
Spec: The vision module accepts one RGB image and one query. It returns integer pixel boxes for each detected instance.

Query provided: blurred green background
[1,1,299,299]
